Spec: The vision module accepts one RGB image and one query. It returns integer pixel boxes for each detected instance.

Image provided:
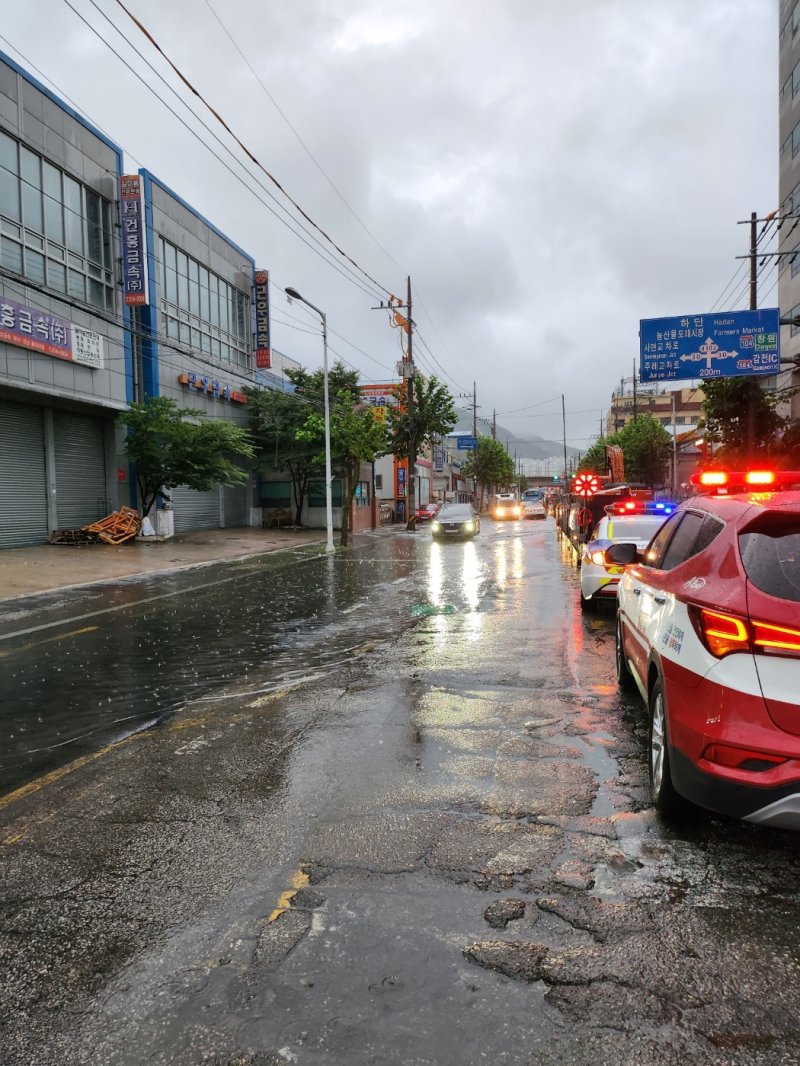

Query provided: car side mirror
[605,542,639,565]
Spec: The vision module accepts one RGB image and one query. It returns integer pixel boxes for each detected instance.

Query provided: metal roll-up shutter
[222,484,247,528]
[170,485,221,532]
[0,401,48,548]
[54,411,109,529]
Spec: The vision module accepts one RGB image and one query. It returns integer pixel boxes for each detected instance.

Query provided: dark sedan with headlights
[431,503,480,540]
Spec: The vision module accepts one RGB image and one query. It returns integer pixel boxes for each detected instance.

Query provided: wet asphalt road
[2,519,800,1065]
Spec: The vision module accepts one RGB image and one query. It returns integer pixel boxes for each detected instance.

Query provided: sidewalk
[0,526,329,603]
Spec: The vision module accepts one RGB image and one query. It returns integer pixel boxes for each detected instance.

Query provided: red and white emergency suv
[611,469,800,828]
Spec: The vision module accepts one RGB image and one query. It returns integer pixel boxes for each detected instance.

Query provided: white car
[523,499,546,520]
[490,494,522,520]
[579,500,675,610]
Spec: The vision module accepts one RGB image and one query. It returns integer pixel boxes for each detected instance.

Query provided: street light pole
[285,286,335,553]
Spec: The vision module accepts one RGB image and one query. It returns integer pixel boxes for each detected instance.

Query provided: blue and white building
[0,48,286,546]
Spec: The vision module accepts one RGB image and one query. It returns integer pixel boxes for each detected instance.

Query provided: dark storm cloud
[1,0,777,444]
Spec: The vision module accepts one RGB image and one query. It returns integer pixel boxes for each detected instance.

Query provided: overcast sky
[0,0,778,451]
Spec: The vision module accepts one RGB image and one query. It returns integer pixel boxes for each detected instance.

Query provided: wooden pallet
[48,528,99,545]
[82,506,141,545]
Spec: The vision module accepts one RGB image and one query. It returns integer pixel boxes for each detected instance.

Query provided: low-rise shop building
[0,50,129,549]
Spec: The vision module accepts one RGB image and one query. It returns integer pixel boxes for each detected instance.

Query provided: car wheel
[648,678,686,818]
[579,589,594,613]
[615,615,636,692]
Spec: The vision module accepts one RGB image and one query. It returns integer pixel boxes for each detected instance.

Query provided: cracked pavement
[2,525,800,1064]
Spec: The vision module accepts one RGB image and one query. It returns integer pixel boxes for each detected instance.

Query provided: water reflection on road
[0,525,552,794]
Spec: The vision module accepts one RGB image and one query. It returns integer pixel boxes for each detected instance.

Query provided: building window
[792,121,800,159]
[790,302,800,337]
[308,479,343,508]
[259,480,291,508]
[0,131,114,311]
[354,481,370,506]
[374,473,383,491]
[158,236,250,369]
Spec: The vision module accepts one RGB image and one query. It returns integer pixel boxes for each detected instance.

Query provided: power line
[62,0,383,303]
[497,394,562,416]
[0,32,142,172]
[109,0,393,299]
[201,0,406,279]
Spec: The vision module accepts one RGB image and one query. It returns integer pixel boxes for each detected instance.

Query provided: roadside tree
[245,381,322,525]
[385,375,458,459]
[614,416,671,486]
[701,379,790,464]
[294,363,389,547]
[578,438,612,477]
[577,417,671,487]
[461,437,515,505]
[120,396,254,517]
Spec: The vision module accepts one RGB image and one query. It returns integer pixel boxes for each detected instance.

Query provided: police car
[579,500,675,610]
[610,470,800,828]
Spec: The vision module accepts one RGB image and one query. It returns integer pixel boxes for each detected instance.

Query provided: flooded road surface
[0,535,451,793]
[2,519,800,1065]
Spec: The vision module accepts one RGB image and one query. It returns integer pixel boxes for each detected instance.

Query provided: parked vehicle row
[582,470,800,831]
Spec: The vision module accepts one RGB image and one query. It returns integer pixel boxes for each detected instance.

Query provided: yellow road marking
[0,688,295,819]
[0,625,99,658]
[268,869,310,923]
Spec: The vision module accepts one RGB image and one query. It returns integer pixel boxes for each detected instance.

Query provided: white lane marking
[0,554,322,644]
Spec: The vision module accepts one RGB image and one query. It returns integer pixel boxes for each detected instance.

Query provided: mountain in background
[449,410,579,462]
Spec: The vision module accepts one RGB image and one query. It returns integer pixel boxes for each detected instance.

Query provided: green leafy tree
[615,416,672,486]
[578,438,612,477]
[245,381,322,525]
[701,379,789,464]
[386,375,458,458]
[294,362,389,547]
[578,418,671,487]
[461,436,515,504]
[119,396,254,517]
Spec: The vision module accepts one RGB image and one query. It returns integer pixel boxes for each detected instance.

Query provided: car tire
[648,678,686,819]
[615,615,636,692]
[579,589,594,613]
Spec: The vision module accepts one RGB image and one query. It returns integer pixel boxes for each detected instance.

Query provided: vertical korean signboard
[253,269,271,368]
[119,175,149,306]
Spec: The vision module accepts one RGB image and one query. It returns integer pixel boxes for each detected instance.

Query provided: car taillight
[690,607,800,659]
[693,607,750,657]
[751,620,800,656]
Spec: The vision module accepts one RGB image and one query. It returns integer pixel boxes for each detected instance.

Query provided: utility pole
[405,275,416,531]
[749,209,758,312]
[672,390,678,498]
[492,409,496,439]
[371,277,416,531]
[747,210,757,457]
[561,394,568,485]
[457,383,479,503]
[632,361,638,422]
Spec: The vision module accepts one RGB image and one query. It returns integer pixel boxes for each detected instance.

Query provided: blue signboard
[640,309,780,383]
[456,435,478,450]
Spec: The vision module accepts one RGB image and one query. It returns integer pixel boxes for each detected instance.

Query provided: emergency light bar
[691,469,800,492]
[605,499,677,516]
